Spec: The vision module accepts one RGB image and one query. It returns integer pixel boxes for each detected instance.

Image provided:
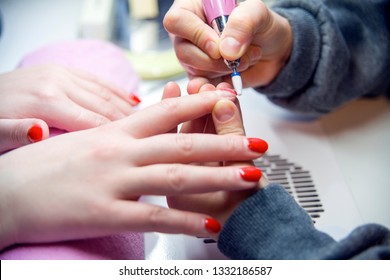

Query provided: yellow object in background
[129,0,159,19]
[125,49,185,80]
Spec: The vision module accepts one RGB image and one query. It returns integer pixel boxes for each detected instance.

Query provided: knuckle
[86,199,110,221]
[157,98,179,113]
[219,125,245,137]
[175,133,194,155]
[74,111,108,128]
[174,45,189,62]
[225,135,240,152]
[163,9,178,32]
[33,82,57,100]
[93,116,108,127]
[147,207,167,231]
[166,164,186,193]
[10,122,27,144]
[102,105,119,120]
[191,23,206,46]
[97,86,112,101]
[90,140,119,161]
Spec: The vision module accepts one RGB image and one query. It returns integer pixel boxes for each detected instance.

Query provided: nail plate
[129,93,141,105]
[216,89,237,98]
[219,88,237,95]
[28,125,43,142]
[240,166,262,182]
[247,138,268,153]
[204,217,221,234]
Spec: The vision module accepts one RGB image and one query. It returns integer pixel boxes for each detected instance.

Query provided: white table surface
[1,0,389,231]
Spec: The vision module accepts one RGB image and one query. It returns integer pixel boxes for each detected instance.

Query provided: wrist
[0,206,17,251]
[0,170,19,251]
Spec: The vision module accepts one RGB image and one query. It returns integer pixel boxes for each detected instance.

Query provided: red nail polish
[204,217,221,234]
[129,93,141,105]
[28,125,43,142]
[220,88,237,95]
[247,138,268,153]
[240,166,262,182]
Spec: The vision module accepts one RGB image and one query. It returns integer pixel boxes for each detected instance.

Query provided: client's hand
[164,82,269,237]
[0,65,138,152]
[0,90,263,250]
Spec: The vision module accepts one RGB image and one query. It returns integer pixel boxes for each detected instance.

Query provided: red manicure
[240,166,262,182]
[28,125,43,142]
[247,138,268,153]
[220,88,237,95]
[204,217,221,234]
[129,93,141,105]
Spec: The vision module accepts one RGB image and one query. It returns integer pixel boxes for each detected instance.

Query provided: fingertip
[204,217,222,234]
[162,81,181,99]
[129,93,141,105]
[27,120,49,142]
[199,83,216,93]
[246,138,268,154]
[187,77,211,94]
[39,121,50,140]
[216,82,234,90]
[220,37,244,60]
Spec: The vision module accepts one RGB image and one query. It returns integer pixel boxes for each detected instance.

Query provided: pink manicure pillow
[0,39,144,260]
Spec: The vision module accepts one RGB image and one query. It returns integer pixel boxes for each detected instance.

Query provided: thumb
[211,97,269,190]
[219,0,269,60]
[211,99,246,136]
[0,119,49,153]
[211,99,268,165]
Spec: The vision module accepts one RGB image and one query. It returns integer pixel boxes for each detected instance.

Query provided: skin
[0,89,265,250]
[163,0,293,91]
[0,64,138,152]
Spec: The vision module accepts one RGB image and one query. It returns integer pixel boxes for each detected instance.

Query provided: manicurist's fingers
[219,0,270,60]
[164,2,220,59]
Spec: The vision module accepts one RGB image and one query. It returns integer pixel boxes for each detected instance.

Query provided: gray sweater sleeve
[256,0,390,114]
[217,183,390,259]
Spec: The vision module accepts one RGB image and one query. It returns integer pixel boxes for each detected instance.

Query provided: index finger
[125,90,236,138]
[163,0,221,59]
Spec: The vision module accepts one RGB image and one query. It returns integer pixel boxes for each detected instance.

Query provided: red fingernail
[204,217,221,234]
[240,166,262,182]
[247,138,268,153]
[28,125,43,142]
[220,88,237,95]
[129,93,141,105]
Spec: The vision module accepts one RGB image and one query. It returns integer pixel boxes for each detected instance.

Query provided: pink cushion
[0,39,144,260]
[18,39,139,94]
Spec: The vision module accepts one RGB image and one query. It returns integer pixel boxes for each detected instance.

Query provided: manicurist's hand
[164,0,293,90]
[0,65,139,152]
[0,89,264,250]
